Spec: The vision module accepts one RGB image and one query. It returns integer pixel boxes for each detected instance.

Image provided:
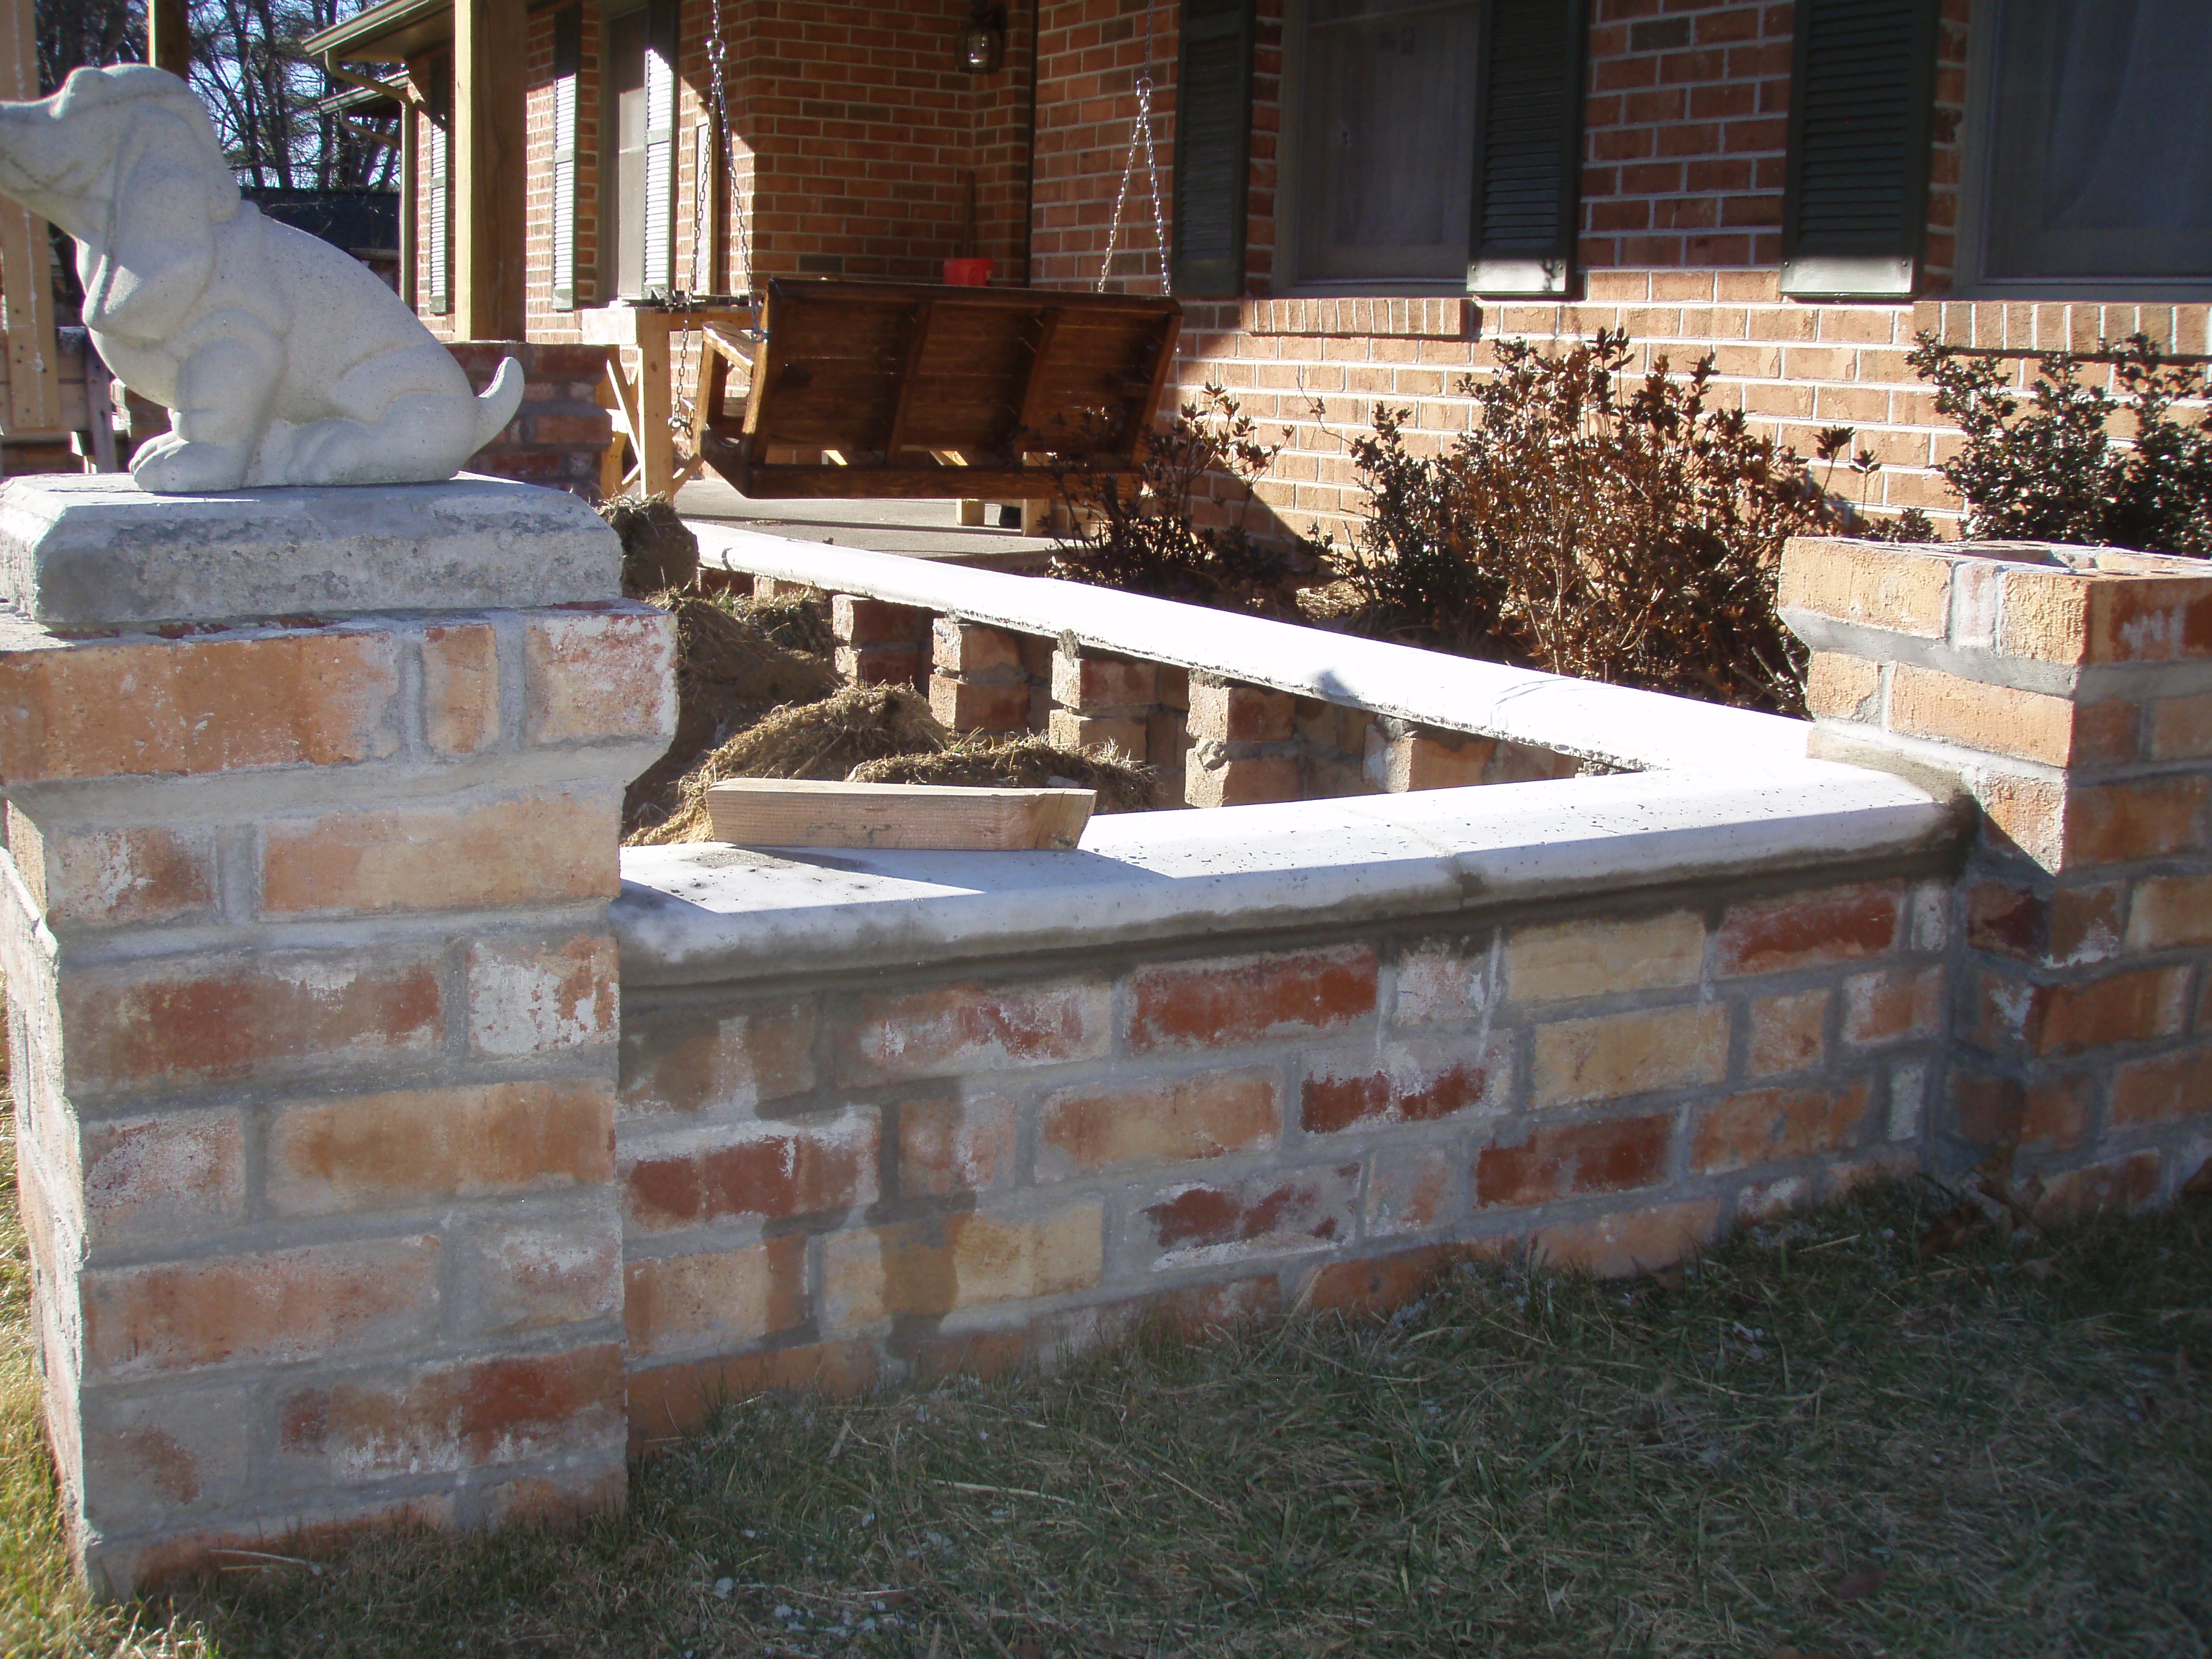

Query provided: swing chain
[670,0,756,446]
[1098,0,1170,295]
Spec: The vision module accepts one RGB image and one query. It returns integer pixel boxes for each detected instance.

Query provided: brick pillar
[1781,536,2212,1210]
[929,619,1034,733]
[0,475,675,1592]
[1185,674,1301,806]
[1048,647,1157,759]
[830,595,930,688]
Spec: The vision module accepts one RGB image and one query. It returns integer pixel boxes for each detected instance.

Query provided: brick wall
[618,870,1946,1435]
[450,341,617,500]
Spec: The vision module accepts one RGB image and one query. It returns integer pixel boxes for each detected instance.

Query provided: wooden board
[705,778,1095,851]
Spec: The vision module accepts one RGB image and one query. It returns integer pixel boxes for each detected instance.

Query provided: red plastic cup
[943,257,994,287]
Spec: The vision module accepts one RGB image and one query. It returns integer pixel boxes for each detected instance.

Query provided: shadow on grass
[6,1143,2210,1657]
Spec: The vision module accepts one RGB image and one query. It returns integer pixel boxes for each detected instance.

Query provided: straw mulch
[622,593,843,830]
[850,732,1154,814]
[630,683,952,844]
[601,494,701,595]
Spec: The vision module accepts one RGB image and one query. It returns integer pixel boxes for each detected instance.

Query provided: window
[1274,0,1583,297]
[604,0,677,300]
[1961,0,2212,295]
[1289,0,1481,287]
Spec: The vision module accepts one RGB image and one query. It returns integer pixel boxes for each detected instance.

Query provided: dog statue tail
[472,357,526,457]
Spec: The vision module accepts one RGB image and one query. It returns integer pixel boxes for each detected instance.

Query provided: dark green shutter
[1469,0,1587,297]
[1780,0,1940,297]
[549,6,580,311]
[1171,0,1254,298]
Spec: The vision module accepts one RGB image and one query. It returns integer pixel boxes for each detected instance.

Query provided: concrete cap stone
[0,472,620,628]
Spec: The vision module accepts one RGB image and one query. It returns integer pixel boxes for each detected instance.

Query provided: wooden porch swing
[590,0,1181,505]
[685,279,1180,500]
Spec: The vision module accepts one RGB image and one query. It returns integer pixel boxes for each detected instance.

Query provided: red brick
[1138,1165,1361,1260]
[1299,1043,1505,1134]
[622,1115,877,1230]
[1532,1002,1728,1105]
[831,595,929,647]
[823,1206,1104,1326]
[1964,879,2125,966]
[84,1236,441,1380]
[267,1081,614,1215]
[1364,1143,1460,1235]
[838,977,1109,1084]
[624,1236,806,1358]
[1746,989,1827,1076]
[0,627,401,783]
[421,624,500,757]
[1843,967,1943,1046]
[1187,678,1295,742]
[929,675,1031,732]
[81,1110,245,1247]
[464,1220,623,1336]
[2064,777,2208,867]
[628,1343,881,1451]
[60,951,444,1094]
[1689,1078,1872,1172]
[899,1089,1020,1195]
[467,933,618,1056]
[2036,1151,2161,1218]
[279,1344,624,1480]
[260,791,619,916]
[931,619,1024,673]
[1475,1114,1674,1206]
[1128,946,1377,1053]
[11,819,217,930]
[1715,881,1903,975]
[1184,752,1301,806]
[1976,964,2191,1056]
[1532,1198,1722,1279]
[618,999,818,1116]
[1052,651,1159,711]
[2110,1047,2212,1128]
[1300,1241,1509,1318]
[1040,1069,1278,1175]
[522,608,675,745]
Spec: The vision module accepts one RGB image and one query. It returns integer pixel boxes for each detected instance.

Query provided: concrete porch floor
[673,475,1058,571]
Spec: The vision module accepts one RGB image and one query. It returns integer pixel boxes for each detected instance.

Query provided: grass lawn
[4,1098,2208,1658]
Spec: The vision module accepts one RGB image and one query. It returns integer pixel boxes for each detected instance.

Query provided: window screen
[1979,0,2212,284]
[1290,0,1481,286]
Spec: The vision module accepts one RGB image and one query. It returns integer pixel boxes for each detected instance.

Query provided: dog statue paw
[0,66,523,494]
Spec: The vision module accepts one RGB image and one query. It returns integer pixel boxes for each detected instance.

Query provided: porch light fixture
[958,2,1006,73]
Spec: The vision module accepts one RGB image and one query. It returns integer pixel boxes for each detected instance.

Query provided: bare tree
[32,0,395,190]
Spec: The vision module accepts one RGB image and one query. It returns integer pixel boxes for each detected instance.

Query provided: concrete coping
[687,521,1812,776]
[614,760,1955,989]
[0,472,621,628]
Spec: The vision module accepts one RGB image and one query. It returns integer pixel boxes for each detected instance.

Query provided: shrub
[1334,331,1845,715]
[1908,330,2212,556]
[1048,385,1316,616]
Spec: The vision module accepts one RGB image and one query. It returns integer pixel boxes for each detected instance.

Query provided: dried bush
[1907,330,2212,556]
[1049,385,1317,616]
[1334,331,1846,715]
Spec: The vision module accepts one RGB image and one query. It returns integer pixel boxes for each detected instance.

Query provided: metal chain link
[1098,0,1170,295]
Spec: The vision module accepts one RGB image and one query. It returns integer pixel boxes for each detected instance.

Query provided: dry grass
[850,733,1156,814]
[0,1175,2197,1657]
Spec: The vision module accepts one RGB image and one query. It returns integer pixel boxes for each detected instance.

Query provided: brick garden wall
[617,870,1950,1441]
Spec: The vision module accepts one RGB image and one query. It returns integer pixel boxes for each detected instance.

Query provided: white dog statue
[0,65,522,493]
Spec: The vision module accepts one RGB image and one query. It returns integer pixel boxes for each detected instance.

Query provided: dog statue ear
[81,108,221,342]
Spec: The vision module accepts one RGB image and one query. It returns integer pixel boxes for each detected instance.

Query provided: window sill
[1244,296,1475,339]
[1912,298,2212,357]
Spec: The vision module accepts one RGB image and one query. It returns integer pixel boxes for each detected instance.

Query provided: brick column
[1185,675,1301,806]
[1048,646,1157,759]
[1782,536,2212,1210]
[830,595,930,688]
[0,475,674,1592]
[929,619,1035,734]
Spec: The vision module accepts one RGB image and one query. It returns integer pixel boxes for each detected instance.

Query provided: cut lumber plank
[705,778,1094,850]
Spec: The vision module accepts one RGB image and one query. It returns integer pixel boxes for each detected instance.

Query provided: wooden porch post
[0,0,59,434]
[148,0,192,78]
[454,0,528,341]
